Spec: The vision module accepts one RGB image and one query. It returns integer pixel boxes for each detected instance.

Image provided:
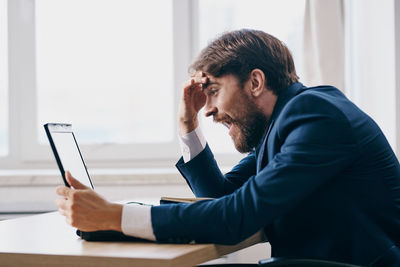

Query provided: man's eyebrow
[202,81,220,91]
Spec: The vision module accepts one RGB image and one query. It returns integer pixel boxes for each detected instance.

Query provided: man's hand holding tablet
[55,171,123,232]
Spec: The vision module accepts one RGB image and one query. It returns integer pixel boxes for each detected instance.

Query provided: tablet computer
[44,123,146,242]
[44,123,94,189]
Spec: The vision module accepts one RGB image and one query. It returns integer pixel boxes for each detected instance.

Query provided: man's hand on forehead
[188,71,209,92]
[191,71,207,80]
[194,71,219,92]
[192,71,206,77]
[178,71,208,135]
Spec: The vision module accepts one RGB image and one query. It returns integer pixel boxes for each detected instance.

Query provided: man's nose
[204,102,217,117]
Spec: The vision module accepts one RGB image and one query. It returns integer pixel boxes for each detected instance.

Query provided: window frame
[0,0,8,157]
[9,0,392,170]
[2,0,191,169]
[2,0,244,170]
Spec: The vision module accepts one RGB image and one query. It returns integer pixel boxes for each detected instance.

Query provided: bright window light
[0,0,8,156]
[35,0,174,144]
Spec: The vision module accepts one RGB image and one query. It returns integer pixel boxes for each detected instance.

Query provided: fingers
[57,171,90,198]
[55,187,112,231]
[55,196,69,220]
[56,185,72,197]
[193,71,205,77]
[55,198,68,212]
[182,77,207,90]
[183,73,208,91]
[192,72,208,91]
[65,171,89,190]
[58,208,67,216]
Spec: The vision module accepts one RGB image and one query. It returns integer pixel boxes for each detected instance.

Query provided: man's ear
[249,69,266,97]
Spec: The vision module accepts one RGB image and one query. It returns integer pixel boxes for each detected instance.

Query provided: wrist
[179,118,199,135]
[104,203,123,232]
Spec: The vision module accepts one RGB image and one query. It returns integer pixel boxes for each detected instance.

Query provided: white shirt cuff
[121,204,156,241]
[179,126,207,163]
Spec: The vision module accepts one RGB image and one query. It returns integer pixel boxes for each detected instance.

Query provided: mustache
[213,115,233,124]
[213,115,237,129]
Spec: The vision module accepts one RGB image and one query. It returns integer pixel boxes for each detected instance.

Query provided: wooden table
[0,212,263,267]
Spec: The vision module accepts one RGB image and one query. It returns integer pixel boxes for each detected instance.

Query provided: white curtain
[302,0,345,91]
[396,0,400,157]
[345,0,396,153]
[303,0,397,154]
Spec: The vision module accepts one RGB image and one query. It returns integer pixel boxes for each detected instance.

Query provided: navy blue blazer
[151,83,400,266]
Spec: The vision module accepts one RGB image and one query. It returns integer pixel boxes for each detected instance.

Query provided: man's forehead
[206,74,240,86]
[202,75,242,94]
[206,80,220,86]
[203,73,218,83]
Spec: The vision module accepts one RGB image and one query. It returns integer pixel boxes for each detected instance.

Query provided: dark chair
[200,257,362,267]
[259,258,362,266]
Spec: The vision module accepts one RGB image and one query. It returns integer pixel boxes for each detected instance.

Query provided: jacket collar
[254,82,306,162]
[270,82,307,121]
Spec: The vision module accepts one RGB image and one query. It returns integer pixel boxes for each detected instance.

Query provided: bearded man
[56,29,400,266]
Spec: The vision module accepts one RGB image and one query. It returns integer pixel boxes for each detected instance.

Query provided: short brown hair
[190,29,299,95]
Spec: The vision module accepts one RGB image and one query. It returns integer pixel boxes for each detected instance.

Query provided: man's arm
[151,95,358,245]
[177,143,256,198]
[178,126,257,197]
[179,126,207,163]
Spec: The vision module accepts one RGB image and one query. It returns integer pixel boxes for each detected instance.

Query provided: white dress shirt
[120,127,207,240]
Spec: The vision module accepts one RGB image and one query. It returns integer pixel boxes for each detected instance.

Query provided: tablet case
[76,229,144,242]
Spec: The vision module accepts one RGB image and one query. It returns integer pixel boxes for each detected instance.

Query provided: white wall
[396,0,400,157]
[345,0,396,153]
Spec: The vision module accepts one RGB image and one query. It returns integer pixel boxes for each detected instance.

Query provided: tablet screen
[44,123,94,189]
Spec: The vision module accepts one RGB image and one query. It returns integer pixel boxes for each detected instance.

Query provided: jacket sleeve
[176,144,256,198]
[152,94,357,245]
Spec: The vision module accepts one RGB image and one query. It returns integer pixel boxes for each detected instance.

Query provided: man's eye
[208,89,218,96]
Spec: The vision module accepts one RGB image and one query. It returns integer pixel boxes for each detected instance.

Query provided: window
[1,0,308,169]
[0,0,7,156]
[35,0,174,145]
[196,0,306,155]
[16,0,188,167]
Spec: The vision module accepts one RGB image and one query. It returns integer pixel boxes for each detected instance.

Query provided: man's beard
[231,109,268,153]
[214,105,268,153]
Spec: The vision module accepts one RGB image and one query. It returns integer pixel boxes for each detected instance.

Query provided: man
[56,29,400,266]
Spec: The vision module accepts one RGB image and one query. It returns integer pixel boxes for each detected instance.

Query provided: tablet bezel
[44,123,94,189]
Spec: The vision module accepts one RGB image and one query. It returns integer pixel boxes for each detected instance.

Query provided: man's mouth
[221,121,235,136]
[214,116,235,136]
[222,122,231,129]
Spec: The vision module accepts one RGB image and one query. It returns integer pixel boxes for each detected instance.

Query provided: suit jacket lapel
[255,82,307,174]
[256,120,275,173]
